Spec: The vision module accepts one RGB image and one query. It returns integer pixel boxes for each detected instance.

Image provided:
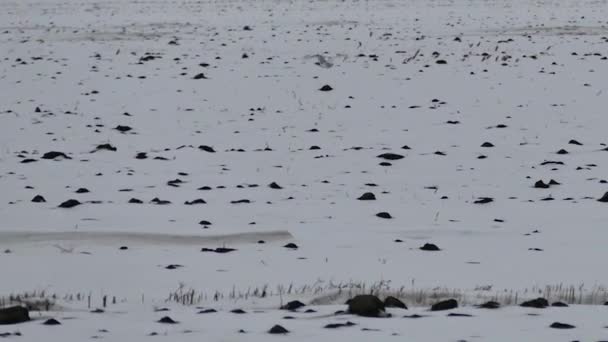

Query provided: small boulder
[420,243,440,251]
[281,300,305,311]
[520,298,548,308]
[31,195,46,203]
[157,316,178,324]
[597,192,608,203]
[430,299,458,311]
[357,192,376,200]
[534,180,550,189]
[347,295,386,317]
[268,324,289,334]
[42,318,61,325]
[384,296,407,309]
[319,85,333,91]
[549,322,575,329]
[58,199,81,208]
[376,212,392,219]
[42,151,71,160]
[477,301,500,309]
[0,306,30,325]
[377,153,404,160]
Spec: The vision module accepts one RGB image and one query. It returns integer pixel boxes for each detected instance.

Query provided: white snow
[1,0,608,339]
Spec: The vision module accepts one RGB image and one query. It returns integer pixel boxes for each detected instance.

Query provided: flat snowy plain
[1,0,608,340]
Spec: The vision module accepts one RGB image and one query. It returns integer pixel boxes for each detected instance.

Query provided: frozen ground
[1,0,608,340]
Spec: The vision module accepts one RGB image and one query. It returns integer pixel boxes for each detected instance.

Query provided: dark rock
[21,158,37,163]
[474,197,493,204]
[199,220,212,226]
[401,145,411,150]
[165,264,182,270]
[58,199,81,208]
[199,145,216,153]
[481,142,494,147]
[548,179,560,185]
[157,316,178,324]
[384,296,407,309]
[185,199,206,205]
[119,246,128,250]
[478,301,500,309]
[568,139,583,145]
[269,182,283,189]
[324,321,356,329]
[128,198,143,204]
[447,313,473,317]
[0,306,30,325]
[597,192,608,203]
[436,59,447,64]
[231,199,250,204]
[42,318,61,325]
[551,302,569,307]
[114,125,132,132]
[95,144,117,152]
[283,243,298,249]
[281,301,305,311]
[75,188,90,194]
[197,309,217,314]
[135,152,147,159]
[534,180,550,189]
[230,309,246,314]
[91,309,105,313]
[403,314,425,319]
[193,73,208,80]
[319,85,333,91]
[377,153,404,160]
[42,151,71,160]
[556,149,569,155]
[549,322,575,329]
[31,195,46,203]
[376,212,392,219]
[151,198,171,205]
[357,192,376,200]
[430,299,458,311]
[347,295,386,317]
[268,325,289,334]
[520,298,548,308]
[420,243,440,251]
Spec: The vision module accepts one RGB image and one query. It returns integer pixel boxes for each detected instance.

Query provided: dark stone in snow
[549,179,560,185]
[325,321,356,329]
[268,325,289,334]
[119,246,128,250]
[231,199,250,204]
[551,302,569,307]
[197,309,217,314]
[214,248,236,253]
[128,198,143,204]
[357,192,376,200]
[58,199,81,208]
[376,212,392,219]
[319,85,333,91]
[0,306,30,325]
[481,142,494,147]
[75,188,90,193]
[231,309,246,314]
[549,322,575,329]
[384,296,407,309]
[520,298,548,308]
[597,192,608,202]
[556,149,569,155]
[474,197,493,204]
[95,144,117,152]
[157,316,178,324]
[447,313,473,317]
[377,153,404,160]
[309,145,321,150]
[569,139,583,145]
[114,125,132,132]
[135,152,147,159]
[420,243,440,251]
[165,264,182,270]
[42,151,71,160]
[42,318,61,325]
[199,220,212,225]
[150,198,171,205]
[269,182,283,189]
[379,162,392,166]
[185,199,206,205]
[478,301,500,309]
[193,73,208,80]
[281,301,305,311]
[199,145,216,153]
[534,180,550,189]
[348,295,385,317]
[436,59,447,64]
[430,299,458,311]
[31,195,46,203]
[21,158,37,163]
[401,145,411,150]
[283,243,298,249]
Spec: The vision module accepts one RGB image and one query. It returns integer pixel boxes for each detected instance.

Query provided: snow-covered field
[1,0,608,339]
